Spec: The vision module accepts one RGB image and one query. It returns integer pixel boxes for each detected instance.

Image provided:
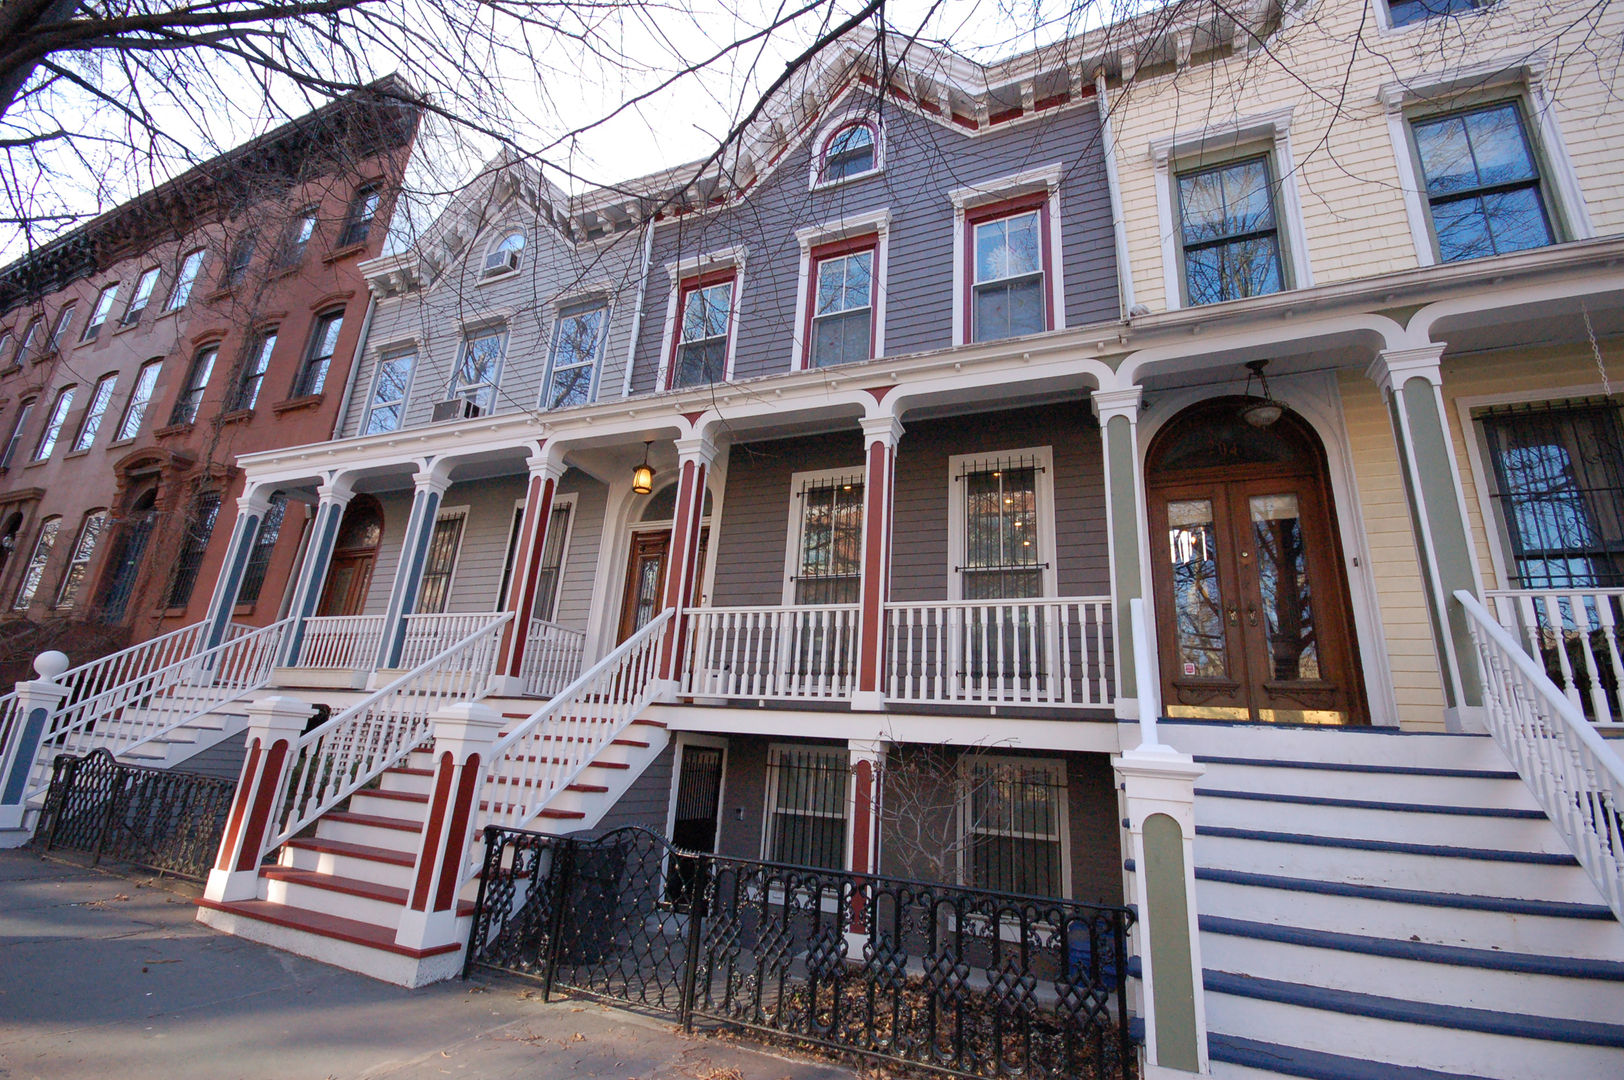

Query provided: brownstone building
[0,82,418,671]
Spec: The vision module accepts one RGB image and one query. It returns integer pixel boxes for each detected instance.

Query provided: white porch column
[493,445,567,695]
[853,416,903,712]
[1093,385,1148,719]
[655,434,718,689]
[0,652,70,842]
[278,476,355,667]
[374,462,454,671]
[1368,345,1485,727]
[200,484,274,651]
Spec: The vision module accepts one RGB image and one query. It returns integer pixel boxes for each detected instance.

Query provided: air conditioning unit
[432,398,480,423]
[482,250,520,277]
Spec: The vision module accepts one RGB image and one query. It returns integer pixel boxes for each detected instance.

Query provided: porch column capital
[412,465,454,497]
[674,434,720,468]
[859,415,905,449]
[1091,385,1143,425]
[236,484,275,518]
[316,473,358,506]
[1367,344,1445,396]
[525,444,568,485]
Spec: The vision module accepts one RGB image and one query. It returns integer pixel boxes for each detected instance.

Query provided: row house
[5,2,1624,1077]
[0,82,419,679]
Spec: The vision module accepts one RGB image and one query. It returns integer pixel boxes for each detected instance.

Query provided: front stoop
[195,899,465,988]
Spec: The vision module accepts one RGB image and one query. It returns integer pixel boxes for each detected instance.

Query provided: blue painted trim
[1208,1032,1496,1080]
[282,502,343,666]
[1194,755,1518,779]
[1,706,48,805]
[1200,915,1624,981]
[1195,866,1616,919]
[1196,787,1546,819]
[1195,824,1578,866]
[1204,969,1624,1046]
[204,511,260,650]
[377,488,440,669]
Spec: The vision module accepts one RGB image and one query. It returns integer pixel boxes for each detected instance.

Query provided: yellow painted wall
[1108,0,1624,312]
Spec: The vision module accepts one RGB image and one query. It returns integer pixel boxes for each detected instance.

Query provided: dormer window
[817,122,878,185]
[483,231,524,278]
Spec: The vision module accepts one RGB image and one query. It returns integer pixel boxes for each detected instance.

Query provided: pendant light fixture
[632,440,656,495]
[1241,359,1283,428]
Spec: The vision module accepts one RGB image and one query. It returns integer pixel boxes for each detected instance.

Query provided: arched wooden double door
[1147,398,1366,724]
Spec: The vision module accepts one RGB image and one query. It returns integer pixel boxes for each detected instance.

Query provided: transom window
[763,745,849,869]
[122,268,160,325]
[1177,155,1283,305]
[83,283,119,341]
[545,301,606,409]
[166,493,221,608]
[453,327,505,412]
[363,347,415,434]
[819,123,876,184]
[414,509,467,614]
[960,757,1067,896]
[13,517,61,610]
[971,205,1046,342]
[233,330,277,411]
[166,250,205,311]
[1479,400,1624,589]
[809,246,873,368]
[170,346,217,425]
[56,509,109,608]
[293,310,343,397]
[34,386,75,461]
[73,373,118,451]
[957,453,1046,600]
[791,473,864,605]
[116,360,162,440]
[671,276,733,389]
[1411,101,1553,263]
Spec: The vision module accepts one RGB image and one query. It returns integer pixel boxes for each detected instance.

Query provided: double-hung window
[13,517,61,610]
[166,494,221,607]
[72,373,118,451]
[237,494,287,607]
[233,329,277,411]
[1177,156,1284,305]
[15,318,41,362]
[1410,101,1554,263]
[170,346,217,425]
[0,331,12,368]
[452,327,504,413]
[281,208,318,267]
[544,301,606,409]
[340,184,381,247]
[763,745,849,869]
[48,304,76,352]
[82,283,119,341]
[362,347,414,434]
[1,399,35,469]
[670,274,734,389]
[790,472,864,605]
[293,310,343,397]
[969,202,1048,341]
[33,386,74,461]
[414,509,467,614]
[818,123,877,184]
[166,250,205,311]
[117,360,162,440]
[56,510,108,608]
[225,237,256,287]
[808,241,874,368]
[531,503,573,620]
[122,268,160,325]
[960,756,1068,896]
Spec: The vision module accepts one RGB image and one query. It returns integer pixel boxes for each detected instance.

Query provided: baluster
[1538,593,1584,712]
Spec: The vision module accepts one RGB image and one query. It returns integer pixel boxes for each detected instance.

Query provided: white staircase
[1149,721,1624,1080]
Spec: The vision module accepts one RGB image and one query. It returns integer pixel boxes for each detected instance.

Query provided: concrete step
[1194,789,1565,853]
[281,836,417,892]
[1161,722,1505,769]
[1193,758,1539,810]
[260,867,476,926]
[314,810,424,852]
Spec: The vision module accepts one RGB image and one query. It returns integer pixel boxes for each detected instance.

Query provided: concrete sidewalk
[0,850,858,1080]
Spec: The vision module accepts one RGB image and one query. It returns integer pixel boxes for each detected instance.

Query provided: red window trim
[817,120,878,184]
[802,233,879,370]
[962,192,1054,342]
[667,267,737,390]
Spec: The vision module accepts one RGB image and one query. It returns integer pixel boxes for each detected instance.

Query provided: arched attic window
[482,231,525,279]
[817,122,878,185]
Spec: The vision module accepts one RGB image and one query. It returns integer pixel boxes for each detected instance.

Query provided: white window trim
[1371,0,1494,36]
[656,247,747,391]
[415,505,470,614]
[663,733,730,859]
[1380,58,1591,268]
[780,466,868,606]
[477,228,527,283]
[494,491,578,618]
[541,293,614,409]
[760,742,851,867]
[807,112,885,191]
[945,444,1059,602]
[361,345,416,434]
[949,164,1065,346]
[55,510,107,608]
[451,325,508,409]
[790,209,892,371]
[955,754,1071,895]
[1151,109,1313,310]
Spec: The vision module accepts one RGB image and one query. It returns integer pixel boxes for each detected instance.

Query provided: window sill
[23,457,47,469]
[108,437,137,450]
[63,448,91,459]
[74,334,103,350]
[216,408,254,426]
[269,263,302,281]
[323,242,368,265]
[205,286,236,304]
[162,606,189,618]
[29,352,54,366]
[155,307,183,323]
[271,393,323,415]
[0,365,20,379]
[233,601,258,616]
[111,319,143,337]
[475,269,520,287]
[154,422,193,439]
[810,167,883,193]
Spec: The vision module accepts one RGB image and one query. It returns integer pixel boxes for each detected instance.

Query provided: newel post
[205,695,313,903]
[395,701,504,954]
[0,651,71,842]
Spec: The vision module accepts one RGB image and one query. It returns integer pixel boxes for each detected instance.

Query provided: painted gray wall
[587,743,676,836]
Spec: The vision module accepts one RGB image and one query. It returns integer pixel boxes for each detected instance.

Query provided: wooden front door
[617,527,709,643]
[1147,399,1365,724]
[316,553,374,617]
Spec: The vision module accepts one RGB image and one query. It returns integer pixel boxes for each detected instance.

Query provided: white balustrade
[520,618,587,698]
[400,612,504,671]
[884,597,1114,708]
[475,610,669,839]
[1458,590,1624,920]
[263,612,511,854]
[682,604,860,701]
[296,615,386,669]
[1486,588,1624,725]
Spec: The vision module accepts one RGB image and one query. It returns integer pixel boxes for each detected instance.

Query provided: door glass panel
[1251,493,1321,681]
[631,550,663,632]
[1168,499,1228,678]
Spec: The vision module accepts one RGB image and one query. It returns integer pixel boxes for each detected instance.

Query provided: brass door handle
[1247,605,1259,627]
[1227,605,1238,627]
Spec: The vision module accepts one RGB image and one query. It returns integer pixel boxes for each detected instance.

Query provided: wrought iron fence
[32,749,236,880]
[466,825,1135,1080]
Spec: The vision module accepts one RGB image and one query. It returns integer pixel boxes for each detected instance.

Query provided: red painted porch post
[852,416,903,711]
[656,435,718,687]
[493,449,567,695]
[395,701,504,955]
[204,695,315,903]
[846,739,886,933]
